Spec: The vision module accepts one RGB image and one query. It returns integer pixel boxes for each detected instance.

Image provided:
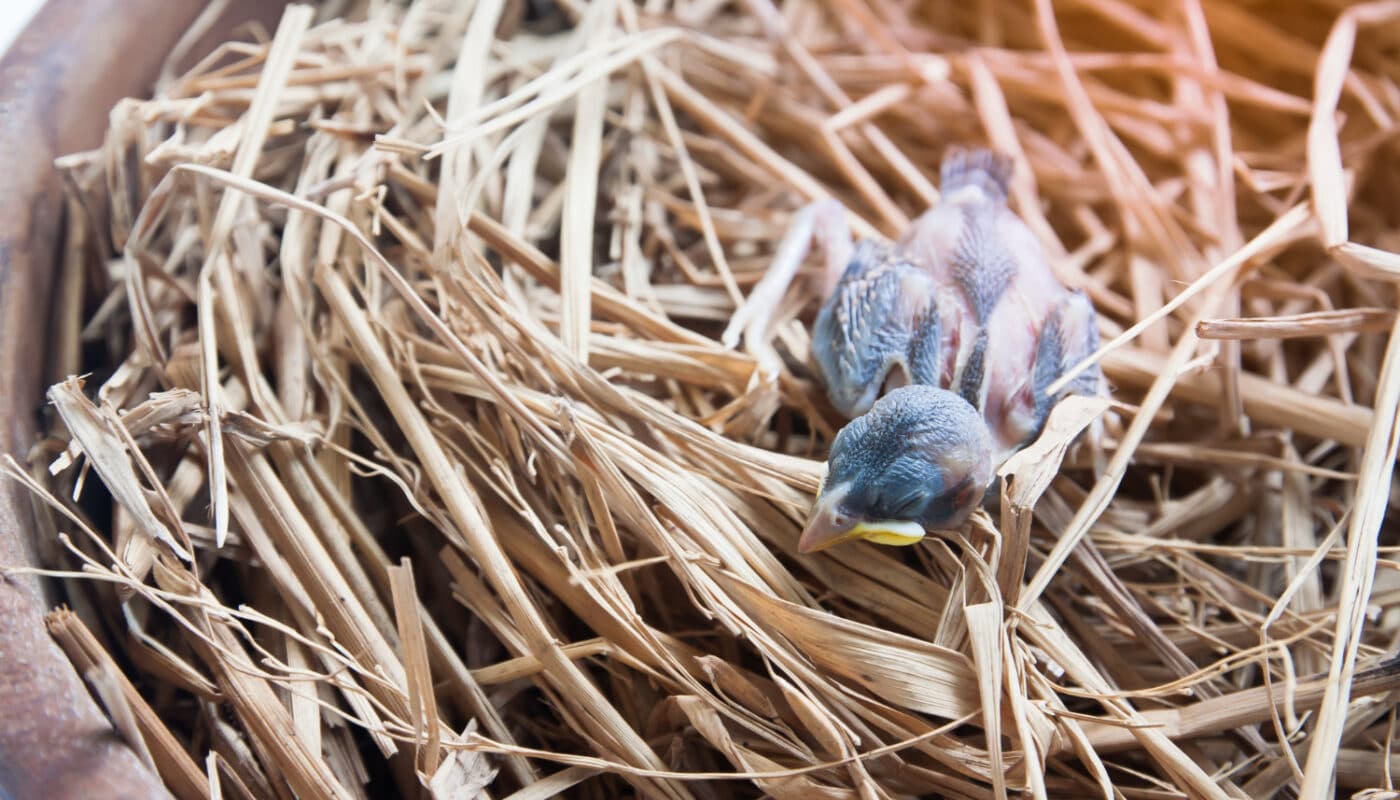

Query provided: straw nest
[20,0,1400,797]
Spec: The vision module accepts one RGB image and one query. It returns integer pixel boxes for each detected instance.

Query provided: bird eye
[886,489,927,519]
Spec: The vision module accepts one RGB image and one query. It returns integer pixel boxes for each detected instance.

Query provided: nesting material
[19,0,1400,797]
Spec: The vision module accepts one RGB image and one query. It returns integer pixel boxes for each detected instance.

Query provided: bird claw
[722,198,853,362]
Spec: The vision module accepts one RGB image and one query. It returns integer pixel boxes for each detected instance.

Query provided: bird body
[896,149,1098,463]
[800,149,1104,552]
[724,147,1103,554]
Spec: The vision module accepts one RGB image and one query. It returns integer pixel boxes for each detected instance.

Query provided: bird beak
[849,519,927,547]
[799,486,929,553]
[806,504,856,554]
[799,486,859,554]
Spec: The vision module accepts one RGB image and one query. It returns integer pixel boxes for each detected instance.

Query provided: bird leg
[722,198,853,369]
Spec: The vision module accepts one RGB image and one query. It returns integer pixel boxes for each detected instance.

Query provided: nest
[19,0,1400,797]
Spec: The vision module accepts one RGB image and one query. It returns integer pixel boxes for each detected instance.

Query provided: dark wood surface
[0,2,283,797]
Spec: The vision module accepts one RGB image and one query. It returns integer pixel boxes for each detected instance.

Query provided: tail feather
[940,147,1013,203]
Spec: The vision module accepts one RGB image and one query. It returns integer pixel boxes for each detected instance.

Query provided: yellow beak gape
[849,519,926,546]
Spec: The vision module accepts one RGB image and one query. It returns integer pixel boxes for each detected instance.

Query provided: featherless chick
[727,148,1105,553]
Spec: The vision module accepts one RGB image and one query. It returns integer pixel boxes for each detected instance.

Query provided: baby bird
[727,148,1104,553]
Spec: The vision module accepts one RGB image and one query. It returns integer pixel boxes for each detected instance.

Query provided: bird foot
[722,198,853,368]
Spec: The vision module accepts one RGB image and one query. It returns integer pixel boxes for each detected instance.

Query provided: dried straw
[17,0,1400,797]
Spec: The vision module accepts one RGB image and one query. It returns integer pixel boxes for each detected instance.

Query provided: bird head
[799,385,994,554]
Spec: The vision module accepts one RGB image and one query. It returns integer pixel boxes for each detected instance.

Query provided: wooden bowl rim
[0,2,284,796]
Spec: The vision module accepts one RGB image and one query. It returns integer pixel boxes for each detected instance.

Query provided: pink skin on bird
[897,186,1075,463]
[726,149,1104,554]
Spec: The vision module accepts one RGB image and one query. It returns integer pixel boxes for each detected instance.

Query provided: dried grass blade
[964,603,1007,800]
[501,766,599,800]
[1076,655,1400,754]
[716,570,979,720]
[1101,345,1373,447]
[428,737,498,800]
[1298,302,1400,797]
[1307,7,1357,249]
[1021,289,1224,611]
[390,559,443,779]
[48,610,204,793]
[430,0,504,257]
[1196,307,1395,339]
[192,4,314,548]
[317,268,690,799]
[1020,604,1231,800]
[47,378,190,561]
[558,0,617,361]
[154,562,353,800]
[995,395,1108,600]
[1048,202,1310,396]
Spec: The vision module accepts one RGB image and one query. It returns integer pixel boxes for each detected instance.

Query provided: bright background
[0,0,47,57]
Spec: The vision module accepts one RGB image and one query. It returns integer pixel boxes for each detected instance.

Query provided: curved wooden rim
[0,2,280,797]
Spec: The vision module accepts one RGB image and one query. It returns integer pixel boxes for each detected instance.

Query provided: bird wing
[811,240,938,417]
